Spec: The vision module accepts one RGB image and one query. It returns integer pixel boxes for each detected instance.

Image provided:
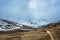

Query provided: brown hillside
[0,22,60,40]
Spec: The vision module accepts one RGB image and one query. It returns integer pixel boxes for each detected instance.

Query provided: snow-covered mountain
[0,19,33,31]
[0,18,58,31]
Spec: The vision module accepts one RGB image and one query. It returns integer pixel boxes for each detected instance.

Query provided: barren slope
[0,22,60,40]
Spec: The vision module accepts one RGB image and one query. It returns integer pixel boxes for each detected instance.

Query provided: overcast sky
[0,0,60,27]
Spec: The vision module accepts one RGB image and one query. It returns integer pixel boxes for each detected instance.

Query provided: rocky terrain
[0,19,60,40]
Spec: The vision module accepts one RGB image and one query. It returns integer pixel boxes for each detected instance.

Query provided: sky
[0,0,60,28]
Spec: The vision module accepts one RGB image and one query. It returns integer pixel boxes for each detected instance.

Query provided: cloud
[0,0,60,27]
[28,0,38,8]
[50,0,57,4]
